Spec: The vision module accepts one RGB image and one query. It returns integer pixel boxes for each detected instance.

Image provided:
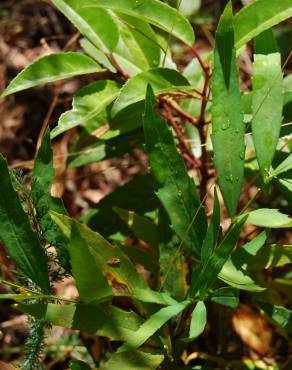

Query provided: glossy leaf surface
[2,52,103,97]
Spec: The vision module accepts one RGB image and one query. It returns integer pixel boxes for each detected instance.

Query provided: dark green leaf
[211,2,245,216]
[70,360,91,370]
[190,217,247,298]
[114,207,159,250]
[144,85,207,256]
[32,129,69,269]
[1,52,103,97]
[255,29,278,55]
[208,287,239,309]
[0,155,50,293]
[201,189,220,262]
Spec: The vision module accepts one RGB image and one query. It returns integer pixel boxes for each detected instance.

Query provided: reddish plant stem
[109,53,130,80]
[161,98,199,126]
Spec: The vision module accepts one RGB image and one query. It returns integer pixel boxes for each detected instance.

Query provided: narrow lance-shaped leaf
[32,129,70,270]
[51,0,119,52]
[1,52,104,97]
[0,155,50,293]
[201,188,220,262]
[234,0,292,49]
[255,29,278,55]
[69,221,112,303]
[119,300,190,352]
[252,53,283,178]
[190,216,247,298]
[75,0,195,46]
[189,301,207,339]
[273,153,292,177]
[144,85,207,256]
[211,2,245,216]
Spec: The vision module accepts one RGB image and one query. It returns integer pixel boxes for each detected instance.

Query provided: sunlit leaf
[113,68,190,115]
[241,209,292,228]
[1,53,103,97]
[189,301,207,339]
[51,80,120,138]
[234,0,292,49]
[76,0,195,46]
[257,301,292,335]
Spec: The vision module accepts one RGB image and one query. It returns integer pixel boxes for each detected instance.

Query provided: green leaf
[51,0,119,52]
[0,294,49,302]
[32,129,69,269]
[84,175,157,239]
[252,53,283,177]
[201,189,220,262]
[208,287,239,309]
[69,221,112,303]
[257,301,292,335]
[273,153,292,176]
[132,288,177,306]
[248,244,292,270]
[219,259,265,292]
[144,85,207,256]
[189,301,207,339]
[100,350,164,370]
[114,207,159,250]
[50,212,149,291]
[255,29,278,55]
[119,300,190,352]
[74,0,194,46]
[242,208,292,228]
[234,0,292,49]
[1,52,103,97]
[211,2,245,216]
[190,217,247,298]
[18,302,143,341]
[70,360,91,370]
[178,0,201,17]
[113,68,190,115]
[112,14,161,74]
[51,80,120,138]
[0,155,50,293]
